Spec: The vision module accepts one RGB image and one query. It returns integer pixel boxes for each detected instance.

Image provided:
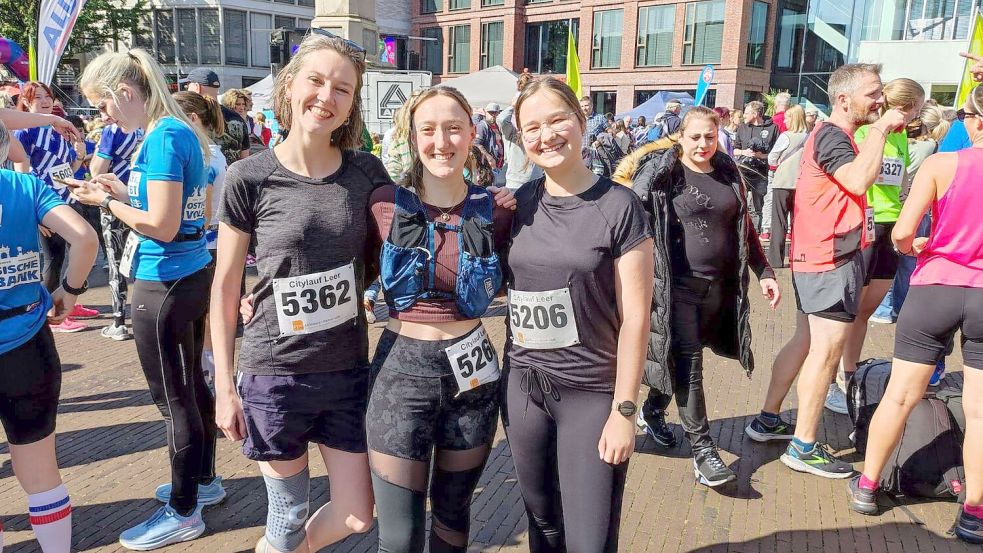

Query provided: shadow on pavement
[57,389,153,414]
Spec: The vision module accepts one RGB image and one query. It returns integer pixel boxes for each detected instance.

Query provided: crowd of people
[0,28,981,553]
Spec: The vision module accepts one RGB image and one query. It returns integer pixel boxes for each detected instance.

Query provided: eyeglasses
[520,111,580,144]
[956,108,978,121]
[307,28,367,62]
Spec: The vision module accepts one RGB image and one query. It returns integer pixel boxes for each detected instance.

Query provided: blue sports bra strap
[393,185,416,214]
[426,221,437,293]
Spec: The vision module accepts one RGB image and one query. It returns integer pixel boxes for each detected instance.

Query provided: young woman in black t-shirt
[616,107,780,488]
[504,77,654,552]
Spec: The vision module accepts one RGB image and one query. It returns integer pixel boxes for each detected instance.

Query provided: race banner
[37,0,88,85]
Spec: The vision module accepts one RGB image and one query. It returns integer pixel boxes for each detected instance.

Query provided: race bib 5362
[272,263,357,336]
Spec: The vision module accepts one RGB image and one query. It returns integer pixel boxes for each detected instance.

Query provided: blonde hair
[222,88,249,111]
[0,118,10,162]
[391,89,422,143]
[784,105,807,133]
[679,106,720,132]
[881,78,925,116]
[272,32,366,150]
[916,104,950,143]
[79,49,210,161]
[401,85,475,195]
[514,77,587,132]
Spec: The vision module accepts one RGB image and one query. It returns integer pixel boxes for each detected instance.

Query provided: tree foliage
[0,0,149,59]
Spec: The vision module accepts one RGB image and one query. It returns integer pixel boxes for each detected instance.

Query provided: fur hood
[612,136,678,186]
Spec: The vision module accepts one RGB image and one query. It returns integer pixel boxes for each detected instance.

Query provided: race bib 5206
[444,325,500,395]
[508,288,579,349]
[272,263,357,336]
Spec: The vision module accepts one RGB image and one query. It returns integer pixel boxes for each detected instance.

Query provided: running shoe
[846,475,879,514]
[636,409,677,448]
[781,441,855,479]
[759,232,771,242]
[119,504,206,550]
[745,415,795,442]
[824,383,849,415]
[70,304,100,319]
[101,323,132,341]
[364,299,376,324]
[50,318,86,333]
[868,315,894,324]
[245,254,257,267]
[694,449,736,488]
[154,477,226,506]
[929,360,945,387]
[955,506,983,544]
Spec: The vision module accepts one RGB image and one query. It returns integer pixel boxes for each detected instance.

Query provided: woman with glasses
[846,87,983,546]
[616,106,779,489]
[503,77,653,552]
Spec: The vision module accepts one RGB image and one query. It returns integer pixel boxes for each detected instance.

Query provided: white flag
[37,0,88,85]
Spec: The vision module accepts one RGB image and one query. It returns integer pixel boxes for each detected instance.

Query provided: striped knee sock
[28,484,72,553]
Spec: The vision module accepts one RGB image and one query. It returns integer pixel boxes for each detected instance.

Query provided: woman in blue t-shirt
[0,119,98,553]
[71,49,218,550]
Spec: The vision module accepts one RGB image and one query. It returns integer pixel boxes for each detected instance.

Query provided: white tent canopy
[245,74,275,112]
[440,66,519,110]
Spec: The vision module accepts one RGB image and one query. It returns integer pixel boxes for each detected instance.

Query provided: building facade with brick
[410,0,778,113]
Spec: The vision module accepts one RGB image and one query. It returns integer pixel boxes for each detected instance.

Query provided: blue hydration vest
[381,184,502,319]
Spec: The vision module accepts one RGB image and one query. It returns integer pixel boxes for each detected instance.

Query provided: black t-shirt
[217,106,251,167]
[813,123,857,175]
[669,165,740,280]
[219,149,392,375]
[505,176,653,392]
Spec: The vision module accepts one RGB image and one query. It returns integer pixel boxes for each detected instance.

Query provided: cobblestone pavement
[1,269,979,552]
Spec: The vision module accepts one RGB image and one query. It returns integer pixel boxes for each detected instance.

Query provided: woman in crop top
[364,85,513,553]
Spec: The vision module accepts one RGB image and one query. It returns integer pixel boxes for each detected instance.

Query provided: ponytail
[173,90,225,139]
[80,49,211,163]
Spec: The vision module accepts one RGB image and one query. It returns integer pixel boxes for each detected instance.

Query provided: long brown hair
[271,32,366,150]
[514,77,587,132]
[401,85,475,195]
[173,91,225,139]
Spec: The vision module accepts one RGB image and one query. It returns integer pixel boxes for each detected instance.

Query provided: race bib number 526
[272,263,357,336]
[444,325,500,395]
[508,288,579,349]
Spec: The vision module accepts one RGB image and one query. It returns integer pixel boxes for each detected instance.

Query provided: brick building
[410,0,778,113]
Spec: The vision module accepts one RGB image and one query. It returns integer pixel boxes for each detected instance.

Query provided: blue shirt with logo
[96,124,143,182]
[128,117,211,281]
[0,170,64,355]
[12,126,78,202]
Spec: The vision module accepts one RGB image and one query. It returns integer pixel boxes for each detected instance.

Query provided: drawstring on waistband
[518,367,561,419]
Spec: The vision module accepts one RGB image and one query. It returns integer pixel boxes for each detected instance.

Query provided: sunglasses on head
[307,28,367,61]
[956,108,978,121]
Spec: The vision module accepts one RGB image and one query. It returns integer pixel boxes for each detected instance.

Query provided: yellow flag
[956,12,983,107]
[29,36,38,82]
[565,30,582,98]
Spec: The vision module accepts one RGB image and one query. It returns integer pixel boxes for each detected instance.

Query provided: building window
[592,9,623,69]
[200,9,221,64]
[155,10,175,64]
[591,91,617,115]
[298,0,314,7]
[528,0,552,3]
[743,90,765,104]
[481,21,504,68]
[450,0,470,9]
[683,0,725,65]
[481,0,504,5]
[907,0,977,40]
[636,5,674,67]
[297,18,312,29]
[133,13,153,50]
[421,27,443,74]
[524,19,578,73]
[274,0,294,6]
[448,25,470,73]
[176,9,198,64]
[250,13,272,68]
[746,1,768,68]
[224,9,248,66]
[930,83,957,106]
[275,15,295,31]
[775,6,805,71]
[421,0,441,14]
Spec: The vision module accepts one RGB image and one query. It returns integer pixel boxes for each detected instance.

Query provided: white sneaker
[824,383,848,415]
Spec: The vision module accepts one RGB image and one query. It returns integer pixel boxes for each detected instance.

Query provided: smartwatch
[612,400,637,418]
[61,278,88,296]
[101,196,116,209]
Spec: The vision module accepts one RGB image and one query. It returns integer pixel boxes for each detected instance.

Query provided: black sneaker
[955,506,983,544]
[846,475,879,515]
[636,410,677,448]
[780,441,855,479]
[693,449,737,488]
[745,416,796,442]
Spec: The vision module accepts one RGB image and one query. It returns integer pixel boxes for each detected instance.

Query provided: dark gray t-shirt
[220,148,392,375]
[505,177,653,392]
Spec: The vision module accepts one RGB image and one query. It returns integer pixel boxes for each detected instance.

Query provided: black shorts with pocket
[861,223,900,283]
[895,285,983,369]
[0,326,62,445]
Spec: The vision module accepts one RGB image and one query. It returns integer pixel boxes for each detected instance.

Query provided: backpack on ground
[847,358,966,501]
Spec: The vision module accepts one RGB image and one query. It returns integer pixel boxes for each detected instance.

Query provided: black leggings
[131,266,216,515]
[40,233,67,293]
[100,211,129,326]
[768,189,794,268]
[502,365,628,553]
[644,276,725,453]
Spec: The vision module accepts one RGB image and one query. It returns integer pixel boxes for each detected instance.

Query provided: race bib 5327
[878,157,904,186]
[272,263,357,336]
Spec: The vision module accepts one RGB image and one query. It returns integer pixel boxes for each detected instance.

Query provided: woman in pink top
[845,86,983,545]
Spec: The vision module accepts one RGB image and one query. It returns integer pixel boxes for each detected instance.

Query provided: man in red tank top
[743,63,907,479]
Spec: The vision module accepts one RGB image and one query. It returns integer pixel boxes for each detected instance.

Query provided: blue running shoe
[119,504,206,550]
[780,441,855,479]
[155,476,226,506]
[929,360,945,387]
[955,507,983,544]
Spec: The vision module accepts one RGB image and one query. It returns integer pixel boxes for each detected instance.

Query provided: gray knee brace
[263,467,310,552]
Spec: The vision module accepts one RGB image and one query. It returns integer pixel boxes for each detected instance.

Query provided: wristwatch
[61,277,88,296]
[100,196,115,209]
[612,399,637,418]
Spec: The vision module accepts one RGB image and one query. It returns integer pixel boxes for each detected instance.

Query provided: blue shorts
[238,368,370,461]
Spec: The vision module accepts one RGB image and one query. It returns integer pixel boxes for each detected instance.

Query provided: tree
[0,0,149,61]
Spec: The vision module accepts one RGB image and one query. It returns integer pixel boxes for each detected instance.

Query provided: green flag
[956,13,983,107]
[29,36,37,82]
[565,30,582,98]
